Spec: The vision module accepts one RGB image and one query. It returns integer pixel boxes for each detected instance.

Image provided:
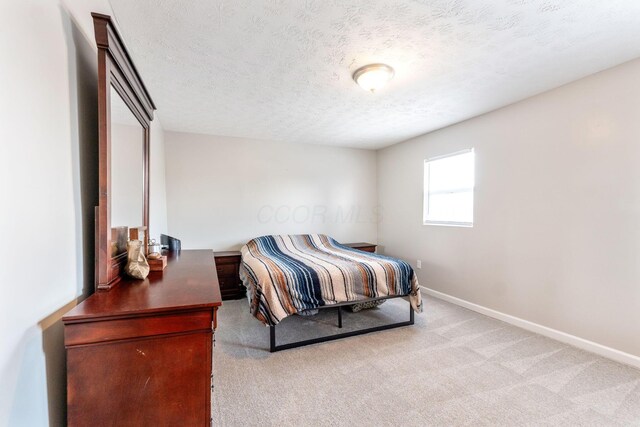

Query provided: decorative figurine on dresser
[62,14,222,426]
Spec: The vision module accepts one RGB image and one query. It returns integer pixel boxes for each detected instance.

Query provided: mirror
[110,86,144,233]
[93,13,155,291]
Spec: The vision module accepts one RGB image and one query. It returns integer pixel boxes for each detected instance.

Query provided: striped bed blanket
[239,234,422,326]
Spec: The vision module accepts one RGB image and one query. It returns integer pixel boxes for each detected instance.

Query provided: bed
[239,234,422,351]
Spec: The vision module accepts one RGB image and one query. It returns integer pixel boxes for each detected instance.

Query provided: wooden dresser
[213,242,376,301]
[63,250,222,426]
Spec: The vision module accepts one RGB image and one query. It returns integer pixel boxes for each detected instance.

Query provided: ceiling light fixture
[352,63,395,93]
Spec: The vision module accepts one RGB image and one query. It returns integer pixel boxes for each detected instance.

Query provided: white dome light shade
[353,64,395,92]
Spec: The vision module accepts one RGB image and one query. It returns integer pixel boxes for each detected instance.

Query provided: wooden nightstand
[344,242,377,253]
[213,251,245,300]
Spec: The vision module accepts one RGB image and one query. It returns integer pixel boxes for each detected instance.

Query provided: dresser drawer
[216,263,237,277]
[65,310,213,346]
[67,331,212,426]
[344,243,377,253]
[218,275,240,289]
[215,255,241,265]
[221,287,245,300]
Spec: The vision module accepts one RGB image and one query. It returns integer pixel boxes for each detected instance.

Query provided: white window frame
[423,148,475,227]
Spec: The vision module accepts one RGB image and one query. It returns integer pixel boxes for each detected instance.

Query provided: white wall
[164,132,378,250]
[378,57,640,358]
[0,1,168,425]
[150,118,169,238]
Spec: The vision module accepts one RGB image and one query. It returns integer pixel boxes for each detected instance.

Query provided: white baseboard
[421,287,640,370]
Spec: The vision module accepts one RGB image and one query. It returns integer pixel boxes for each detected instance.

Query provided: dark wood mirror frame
[93,13,156,291]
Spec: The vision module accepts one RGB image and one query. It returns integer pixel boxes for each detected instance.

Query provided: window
[423,149,475,227]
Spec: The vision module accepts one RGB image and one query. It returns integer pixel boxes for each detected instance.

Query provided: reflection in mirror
[110,85,144,237]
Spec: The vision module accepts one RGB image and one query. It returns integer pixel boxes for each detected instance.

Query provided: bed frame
[269,295,414,352]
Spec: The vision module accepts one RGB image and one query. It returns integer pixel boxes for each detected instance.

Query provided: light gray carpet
[212,294,640,426]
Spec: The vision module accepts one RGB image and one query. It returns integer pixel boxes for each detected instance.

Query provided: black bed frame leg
[337,306,343,328]
[269,325,276,352]
[410,303,414,324]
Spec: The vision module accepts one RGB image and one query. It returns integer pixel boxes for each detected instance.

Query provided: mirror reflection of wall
[110,85,144,229]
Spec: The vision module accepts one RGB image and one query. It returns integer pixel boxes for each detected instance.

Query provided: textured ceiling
[109,0,640,149]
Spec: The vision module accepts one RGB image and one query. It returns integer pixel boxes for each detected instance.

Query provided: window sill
[423,221,473,228]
